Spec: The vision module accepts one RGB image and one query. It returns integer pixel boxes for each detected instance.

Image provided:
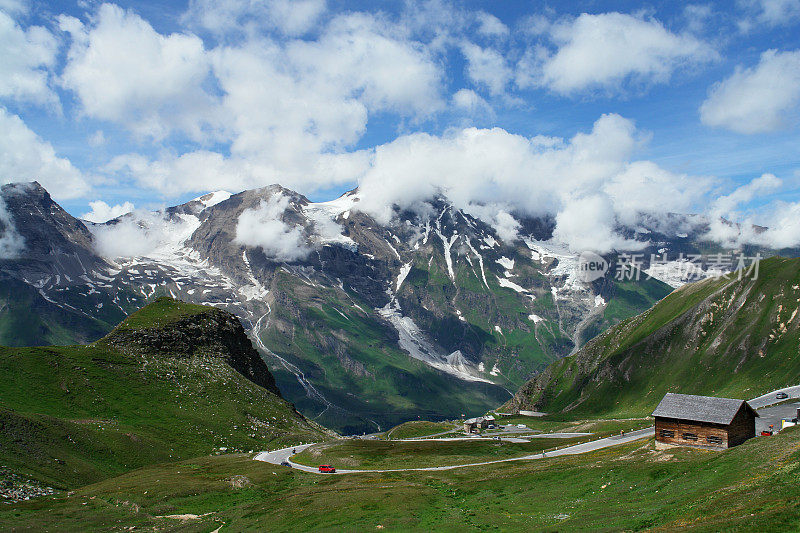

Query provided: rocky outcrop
[105,303,280,396]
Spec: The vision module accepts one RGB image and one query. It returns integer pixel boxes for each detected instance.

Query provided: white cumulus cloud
[739,0,800,31]
[103,9,442,197]
[704,173,786,246]
[0,193,24,259]
[452,88,492,114]
[700,49,800,134]
[0,10,59,106]
[475,11,509,37]
[518,12,716,95]
[460,41,513,96]
[354,114,710,253]
[183,0,326,37]
[0,107,90,199]
[59,3,218,141]
[553,195,643,253]
[90,209,200,258]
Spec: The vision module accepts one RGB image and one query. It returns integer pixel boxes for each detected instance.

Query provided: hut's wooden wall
[655,417,729,450]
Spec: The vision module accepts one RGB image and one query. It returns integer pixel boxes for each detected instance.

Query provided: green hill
[505,256,800,417]
[0,298,326,494]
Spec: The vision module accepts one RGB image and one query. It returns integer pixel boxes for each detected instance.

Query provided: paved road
[748,385,800,409]
[254,428,654,475]
[390,425,539,441]
[400,436,533,443]
[253,444,315,467]
[253,384,800,475]
[529,432,593,438]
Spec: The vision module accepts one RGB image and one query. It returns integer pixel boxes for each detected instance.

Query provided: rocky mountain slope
[505,256,800,417]
[0,182,133,344]
[0,180,783,433]
[0,297,326,498]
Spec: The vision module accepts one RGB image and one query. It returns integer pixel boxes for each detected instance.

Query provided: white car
[517,424,526,428]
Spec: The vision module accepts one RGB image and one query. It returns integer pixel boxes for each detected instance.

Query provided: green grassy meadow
[292,436,591,470]
[3,427,800,531]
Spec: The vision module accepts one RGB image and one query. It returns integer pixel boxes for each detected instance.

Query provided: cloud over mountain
[0,108,90,199]
[235,195,311,261]
[354,114,712,253]
[0,9,58,106]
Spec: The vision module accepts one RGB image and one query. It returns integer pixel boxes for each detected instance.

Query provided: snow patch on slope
[465,237,489,289]
[378,302,490,383]
[496,256,514,270]
[528,313,544,323]
[302,202,358,251]
[497,276,529,294]
[194,191,232,209]
[396,262,412,292]
[645,259,722,288]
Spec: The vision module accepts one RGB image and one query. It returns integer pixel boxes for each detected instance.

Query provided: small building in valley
[464,417,490,433]
[653,393,758,450]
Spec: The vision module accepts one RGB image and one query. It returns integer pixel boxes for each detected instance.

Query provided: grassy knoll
[292,436,593,470]
[0,299,325,492]
[111,296,211,331]
[3,427,800,530]
[384,420,459,440]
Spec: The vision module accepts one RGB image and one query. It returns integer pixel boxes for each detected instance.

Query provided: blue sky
[2,0,800,249]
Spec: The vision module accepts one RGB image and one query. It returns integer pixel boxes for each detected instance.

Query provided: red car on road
[318,465,336,473]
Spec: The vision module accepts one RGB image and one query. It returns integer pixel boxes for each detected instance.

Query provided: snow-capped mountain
[0,181,782,433]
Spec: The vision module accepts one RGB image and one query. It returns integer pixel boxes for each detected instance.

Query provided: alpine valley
[0,181,789,433]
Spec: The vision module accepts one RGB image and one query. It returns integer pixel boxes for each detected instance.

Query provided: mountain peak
[0,180,96,262]
[1,181,47,197]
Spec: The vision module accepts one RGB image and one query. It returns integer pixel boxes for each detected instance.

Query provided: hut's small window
[707,435,723,444]
[682,432,698,441]
[659,429,675,438]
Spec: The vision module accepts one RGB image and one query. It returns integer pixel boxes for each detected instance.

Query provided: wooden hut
[652,393,758,450]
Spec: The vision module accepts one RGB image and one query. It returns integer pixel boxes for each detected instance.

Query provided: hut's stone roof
[652,393,758,425]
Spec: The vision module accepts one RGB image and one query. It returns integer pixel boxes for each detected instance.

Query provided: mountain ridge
[0,179,789,432]
[505,256,800,417]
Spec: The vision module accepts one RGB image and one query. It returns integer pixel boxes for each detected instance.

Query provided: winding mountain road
[748,385,800,409]
[253,427,655,475]
[254,385,800,475]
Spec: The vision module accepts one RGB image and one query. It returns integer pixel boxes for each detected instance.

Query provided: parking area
[755,402,800,434]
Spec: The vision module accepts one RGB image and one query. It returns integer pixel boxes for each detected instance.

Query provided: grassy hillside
[0,298,326,492]
[506,256,800,417]
[3,426,800,530]
[111,297,210,330]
